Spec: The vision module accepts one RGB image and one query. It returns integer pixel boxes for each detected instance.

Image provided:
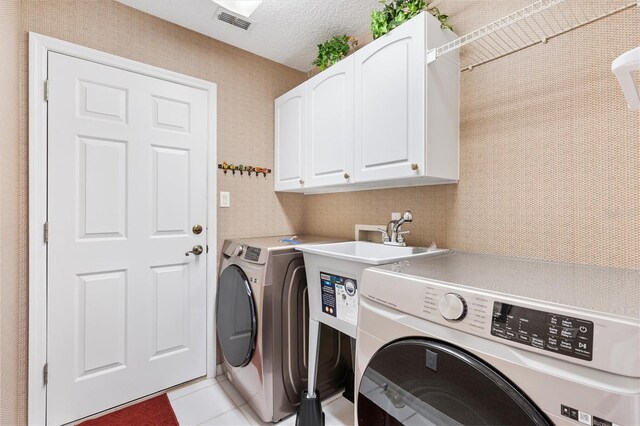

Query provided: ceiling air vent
[216,9,254,31]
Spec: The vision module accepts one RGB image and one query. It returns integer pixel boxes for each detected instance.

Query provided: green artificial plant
[312,34,358,71]
[371,0,453,40]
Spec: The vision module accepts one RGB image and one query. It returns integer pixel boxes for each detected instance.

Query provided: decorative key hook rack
[218,162,272,177]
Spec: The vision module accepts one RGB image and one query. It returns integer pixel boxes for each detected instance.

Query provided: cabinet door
[275,84,306,191]
[354,13,425,182]
[306,56,354,188]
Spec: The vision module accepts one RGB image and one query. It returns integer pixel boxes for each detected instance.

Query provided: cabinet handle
[299,179,305,185]
[344,173,350,180]
[411,163,419,171]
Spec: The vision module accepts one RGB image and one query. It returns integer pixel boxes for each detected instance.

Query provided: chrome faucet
[378,211,413,246]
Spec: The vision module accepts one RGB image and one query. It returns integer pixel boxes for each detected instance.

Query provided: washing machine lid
[216,265,257,368]
[358,339,550,426]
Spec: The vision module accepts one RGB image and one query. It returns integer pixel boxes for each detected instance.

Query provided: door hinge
[43,363,48,385]
[44,79,49,102]
[44,221,48,244]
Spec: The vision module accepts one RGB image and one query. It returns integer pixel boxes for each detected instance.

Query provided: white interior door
[47,52,209,425]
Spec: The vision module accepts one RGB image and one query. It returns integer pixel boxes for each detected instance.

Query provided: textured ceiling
[116,0,382,71]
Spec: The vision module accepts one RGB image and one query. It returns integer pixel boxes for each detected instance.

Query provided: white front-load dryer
[355,252,640,426]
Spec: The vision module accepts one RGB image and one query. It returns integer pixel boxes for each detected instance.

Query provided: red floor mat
[79,394,179,426]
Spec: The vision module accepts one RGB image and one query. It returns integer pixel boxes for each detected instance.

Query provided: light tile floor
[168,375,353,426]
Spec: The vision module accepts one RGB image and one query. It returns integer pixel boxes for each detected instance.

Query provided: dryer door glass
[357,339,550,426]
[216,265,257,367]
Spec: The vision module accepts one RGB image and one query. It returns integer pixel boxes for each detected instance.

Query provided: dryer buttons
[438,293,467,322]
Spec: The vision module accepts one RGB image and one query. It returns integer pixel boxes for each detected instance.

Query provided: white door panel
[77,270,127,378]
[152,146,190,236]
[78,136,128,238]
[354,14,426,181]
[360,40,410,167]
[47,52,208,425]
[306,57,354,187]
[275,84,306,191]
[151,264,190,357]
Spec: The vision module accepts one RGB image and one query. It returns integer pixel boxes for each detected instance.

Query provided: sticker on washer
[560,404,616,426]
[320,272,358,325]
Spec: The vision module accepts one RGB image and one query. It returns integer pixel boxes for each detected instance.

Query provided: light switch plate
[220,191,230,208]
[391,212,401,220]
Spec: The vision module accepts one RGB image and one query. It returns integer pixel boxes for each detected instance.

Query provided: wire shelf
[427,0,638,71]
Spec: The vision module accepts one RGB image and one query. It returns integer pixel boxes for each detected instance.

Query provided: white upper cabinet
[354,12,426,182]
[275,84,306,191]
[274,12,459,193]
[306,56,354,188]
[354,12,459,184]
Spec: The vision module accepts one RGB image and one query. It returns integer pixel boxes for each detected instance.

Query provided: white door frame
[28,32,218,425]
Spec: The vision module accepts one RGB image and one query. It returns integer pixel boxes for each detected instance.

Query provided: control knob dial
[438,293,467,321]
[234,244,244,257]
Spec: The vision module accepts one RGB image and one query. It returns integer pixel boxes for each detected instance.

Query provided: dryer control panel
[244,246,262,262]
[361,265,640,376]
[491,302,594,361]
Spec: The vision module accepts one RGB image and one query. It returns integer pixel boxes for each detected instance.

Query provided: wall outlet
[220,191,230,208]
[391,212,401,221]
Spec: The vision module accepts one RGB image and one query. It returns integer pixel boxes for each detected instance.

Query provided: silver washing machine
[355,252,639,425]
[216,235,350,423]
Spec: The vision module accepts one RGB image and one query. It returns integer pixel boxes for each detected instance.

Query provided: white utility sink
[296,240,449,407]
[296,241,448,266]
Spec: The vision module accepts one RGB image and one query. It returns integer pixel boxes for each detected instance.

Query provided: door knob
[192,224,203,234]
[411,163,419,171]
[185,245,204,256]
[344,172,350,179]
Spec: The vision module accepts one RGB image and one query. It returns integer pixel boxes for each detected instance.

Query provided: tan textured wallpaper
[0,1,22,425]
[3,1,305,423]
[2,0,639,424]
[305,0,640,269]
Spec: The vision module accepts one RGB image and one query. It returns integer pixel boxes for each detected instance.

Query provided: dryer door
[358,339,550,426]
[216,265,257,367]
